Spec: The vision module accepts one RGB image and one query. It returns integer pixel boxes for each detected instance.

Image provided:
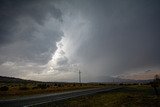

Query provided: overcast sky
[0,0,160,82]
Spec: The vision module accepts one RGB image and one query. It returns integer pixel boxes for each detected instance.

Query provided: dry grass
[43,85,160,107]
[0,82,111,99]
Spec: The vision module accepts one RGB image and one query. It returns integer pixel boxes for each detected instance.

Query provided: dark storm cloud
[0,0,63,64]
[0,0,160,81]
[74,0,160,77]
[0,0,62,44]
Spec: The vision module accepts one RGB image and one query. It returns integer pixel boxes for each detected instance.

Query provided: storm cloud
[0,0,160,82]
[77,0,160,76]
[0,0,63,64]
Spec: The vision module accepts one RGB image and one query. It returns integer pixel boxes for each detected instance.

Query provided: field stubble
[43,85,160,107]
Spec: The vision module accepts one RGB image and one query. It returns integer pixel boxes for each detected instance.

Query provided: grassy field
[0,76,118,99]
[0,82,111,99]
[43,85,160,107]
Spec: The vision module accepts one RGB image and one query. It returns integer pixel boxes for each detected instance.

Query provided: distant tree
[0,86,9,91]
[155,74,160,81]
[151,74,160,96]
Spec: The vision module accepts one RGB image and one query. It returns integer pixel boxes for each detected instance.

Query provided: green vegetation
[44,85,160,107]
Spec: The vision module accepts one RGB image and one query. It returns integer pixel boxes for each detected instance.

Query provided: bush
[58,84,61,87]
[32,86,38,90]
[37,84,47,89]
[47,85,50,88]
[119,83,124,86]
[99,83,105,86]
[58,84,64,87]
[54,83,58,86]
[0,86,9,91]
[19,86,29,90]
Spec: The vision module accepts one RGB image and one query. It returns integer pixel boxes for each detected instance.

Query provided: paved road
[0,87,121,107]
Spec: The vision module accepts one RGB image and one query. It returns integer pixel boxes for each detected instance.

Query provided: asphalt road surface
[0,87,121,107]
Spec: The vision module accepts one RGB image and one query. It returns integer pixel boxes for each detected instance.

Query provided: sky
[0,0,160,82]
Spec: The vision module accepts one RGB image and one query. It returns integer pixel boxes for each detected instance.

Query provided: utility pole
[79,70,81,83]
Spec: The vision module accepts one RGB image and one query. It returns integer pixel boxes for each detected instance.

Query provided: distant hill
[113,77,153,84]
[0,76,39,83]
[93,76,153,84]
[0,75,153,84]
[0,76,72,84]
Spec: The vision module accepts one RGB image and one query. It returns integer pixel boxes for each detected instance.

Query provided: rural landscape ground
[0,76,108,99]
[41,85,160,107]
[0,76,160,107]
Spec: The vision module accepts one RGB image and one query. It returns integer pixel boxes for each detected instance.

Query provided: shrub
[0,86,9,91]
[54,83,58,86]
[119,83,124,86]
[19,86,29,90]
[32,86,38,90]
[37,84,47,89]
[47,85,50,88]
[58,84,61,87]
[99,83,105,86]
[58,84,63,87]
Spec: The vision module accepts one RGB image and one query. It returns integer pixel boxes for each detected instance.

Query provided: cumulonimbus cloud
[0,0,160,82]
